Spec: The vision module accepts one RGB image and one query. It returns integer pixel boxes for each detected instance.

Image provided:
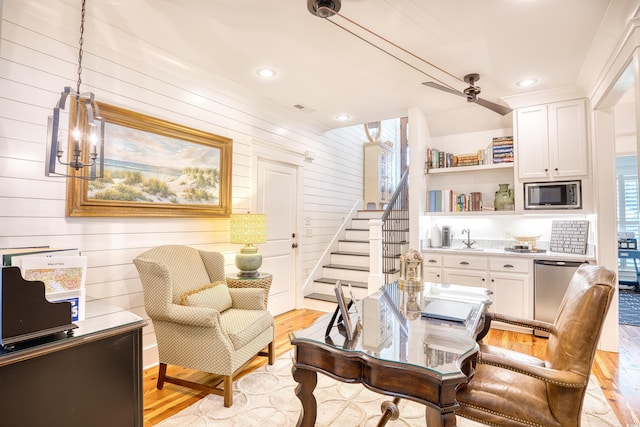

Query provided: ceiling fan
[422,73,513,116]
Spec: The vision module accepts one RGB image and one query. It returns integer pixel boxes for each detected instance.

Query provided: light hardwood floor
[143,309,640,426]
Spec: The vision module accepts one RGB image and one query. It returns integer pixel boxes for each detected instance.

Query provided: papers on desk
[421,299,474,323]
[15,255,87,321]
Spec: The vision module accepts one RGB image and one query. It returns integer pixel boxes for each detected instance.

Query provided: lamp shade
[230,214,267,244]
[230,214,266,277]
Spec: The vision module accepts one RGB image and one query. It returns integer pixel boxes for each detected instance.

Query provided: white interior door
[256,158,298,315]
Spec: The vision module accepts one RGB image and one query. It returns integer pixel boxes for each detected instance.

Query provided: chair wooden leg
[268,341,275,365]
[223,375,233,407]
[157,363,167,390]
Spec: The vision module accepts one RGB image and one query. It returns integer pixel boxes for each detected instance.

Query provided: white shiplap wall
[0,0,378,368]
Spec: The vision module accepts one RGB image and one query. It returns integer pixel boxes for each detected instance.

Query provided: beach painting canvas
[89,123,222,205]
[65,102,232,217]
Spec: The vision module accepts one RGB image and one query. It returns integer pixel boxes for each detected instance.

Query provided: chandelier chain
[76,0,86,95]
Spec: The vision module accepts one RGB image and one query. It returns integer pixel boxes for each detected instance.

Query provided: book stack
[428,190,483,212]
[454,153,480,167]
[492,136,514,164]
[426,148,454,169]
[1,246,86,321]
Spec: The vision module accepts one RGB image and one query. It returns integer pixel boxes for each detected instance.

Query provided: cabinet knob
[503,264,514,268]
[544,168,549,172]
[481,278,485,282]
[491,278,495,282]
[460,261,469,265]
[554,167,559,171]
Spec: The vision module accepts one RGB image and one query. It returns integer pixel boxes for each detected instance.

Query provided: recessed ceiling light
[335,114,351,121]
[517,78,538,88]
[256,67,277,78]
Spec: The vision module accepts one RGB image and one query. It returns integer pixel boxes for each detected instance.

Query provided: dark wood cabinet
[0,299,146,427]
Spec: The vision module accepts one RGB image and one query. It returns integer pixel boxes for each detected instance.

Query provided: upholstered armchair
[133,245,275,407]
[456,264,615,427]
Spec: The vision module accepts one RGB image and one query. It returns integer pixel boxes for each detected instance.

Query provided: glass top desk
[290,281,492,427]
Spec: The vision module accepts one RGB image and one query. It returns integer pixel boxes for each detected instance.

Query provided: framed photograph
[66,102,232,217]
[334,280,354,340]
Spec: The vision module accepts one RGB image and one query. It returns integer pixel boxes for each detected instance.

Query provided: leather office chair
[133,245,275,407]
[456,264,615,427]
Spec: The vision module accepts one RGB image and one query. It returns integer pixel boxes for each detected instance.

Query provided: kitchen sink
[458,247,484,251]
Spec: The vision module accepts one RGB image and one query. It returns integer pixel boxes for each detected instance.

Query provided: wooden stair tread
[324,264,369,271]
[313,278,368,288]
[331,251,369,257]
[305,293,338,303]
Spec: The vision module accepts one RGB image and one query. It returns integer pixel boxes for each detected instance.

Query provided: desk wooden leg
[292,365,318,427]
[425,406,458,427]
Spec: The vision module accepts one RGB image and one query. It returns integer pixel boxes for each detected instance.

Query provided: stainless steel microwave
[524,180,581,210]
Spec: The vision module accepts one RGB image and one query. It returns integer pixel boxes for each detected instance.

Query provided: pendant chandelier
[45,0,104,180]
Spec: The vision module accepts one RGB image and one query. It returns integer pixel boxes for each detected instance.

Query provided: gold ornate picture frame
[65,102,232,217]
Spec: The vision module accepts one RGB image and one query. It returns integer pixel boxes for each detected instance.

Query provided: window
[617,155,639,280]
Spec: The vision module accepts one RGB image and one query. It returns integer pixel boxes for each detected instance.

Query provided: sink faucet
[462,229,477,249]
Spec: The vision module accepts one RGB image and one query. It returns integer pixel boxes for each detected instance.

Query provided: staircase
[304,169,410,311]
[305,210,381,307]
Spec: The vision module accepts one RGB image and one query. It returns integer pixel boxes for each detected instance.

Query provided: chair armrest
[229,288,266,310]
[157,303,221,327]
[489,312,555,334]
[478,351,588,388]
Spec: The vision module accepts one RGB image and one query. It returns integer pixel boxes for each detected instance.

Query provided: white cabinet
[364,141,395,209]
[438,253,533,332]
[442,254,488,288]
[516,99,588,180]
[423,254,442,283]
[488,257,532,332]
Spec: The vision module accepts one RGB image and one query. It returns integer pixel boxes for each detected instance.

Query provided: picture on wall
[65,102,232,217]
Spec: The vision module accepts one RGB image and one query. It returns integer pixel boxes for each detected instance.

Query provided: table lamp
[230,213,267,277]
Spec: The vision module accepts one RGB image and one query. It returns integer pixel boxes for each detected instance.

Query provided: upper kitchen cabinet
[364,141,396,210]
[516,99,588,180]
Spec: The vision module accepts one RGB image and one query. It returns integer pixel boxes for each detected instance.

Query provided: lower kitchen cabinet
[424,254,442,283]
[487,256,533,332]
[442,253,488,288]
[438,253,533,332]
[443,268,488,287]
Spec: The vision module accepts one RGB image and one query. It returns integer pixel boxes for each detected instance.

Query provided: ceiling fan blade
[475,97,513,116]
[422,81,466,98]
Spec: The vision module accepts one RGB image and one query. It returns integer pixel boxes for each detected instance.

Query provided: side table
[225,273,272,308]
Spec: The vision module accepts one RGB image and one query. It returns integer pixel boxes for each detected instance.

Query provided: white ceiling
[67,0,625,134]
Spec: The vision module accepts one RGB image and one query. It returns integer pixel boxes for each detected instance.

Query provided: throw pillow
[179,280,232,312]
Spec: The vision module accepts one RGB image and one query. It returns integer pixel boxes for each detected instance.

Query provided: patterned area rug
[619,290,640,326]
[156,352,621,427]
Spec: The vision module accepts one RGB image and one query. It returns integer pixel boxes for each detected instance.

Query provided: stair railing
[379,168,409,285]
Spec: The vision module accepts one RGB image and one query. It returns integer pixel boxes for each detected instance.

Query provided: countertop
[422,239,595,262]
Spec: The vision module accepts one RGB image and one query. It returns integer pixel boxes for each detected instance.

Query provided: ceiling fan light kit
[307,0,341,18]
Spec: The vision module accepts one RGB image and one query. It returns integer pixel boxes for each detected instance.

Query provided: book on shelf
[493,157,514,163]
[471,192,483,211]
[492,146,514,154]
[429,190,443,212]
[2,247,80,266]
[17,255,88,321]
[492,136,514,145]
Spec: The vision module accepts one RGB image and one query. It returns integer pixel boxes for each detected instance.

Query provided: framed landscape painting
[65,102,232,217]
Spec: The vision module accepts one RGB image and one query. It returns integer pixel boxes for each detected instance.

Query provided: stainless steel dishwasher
[533,259,588,337]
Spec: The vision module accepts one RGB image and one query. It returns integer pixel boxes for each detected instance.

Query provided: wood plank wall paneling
[0,0,380,367]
